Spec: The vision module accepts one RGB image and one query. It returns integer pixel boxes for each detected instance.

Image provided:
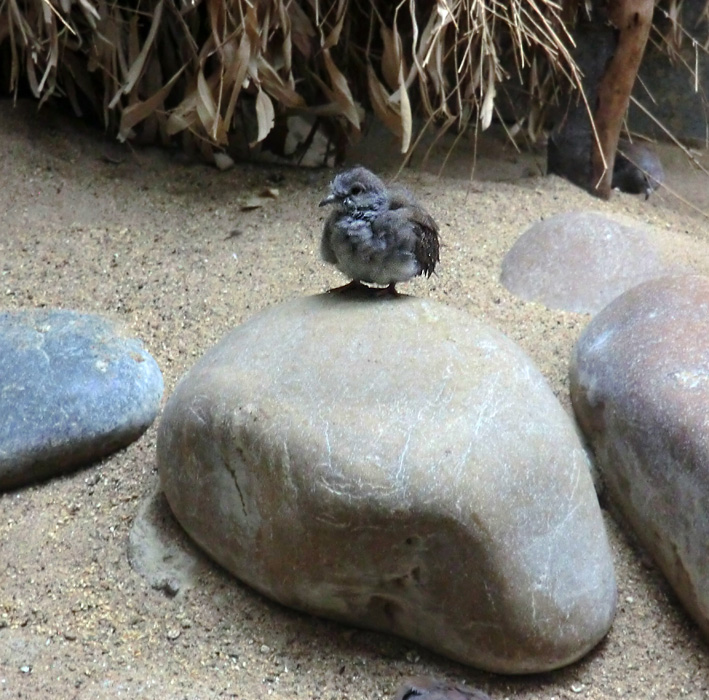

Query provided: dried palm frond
[0,0,701,163]
[0,0,581,160]
[360,0,584,153]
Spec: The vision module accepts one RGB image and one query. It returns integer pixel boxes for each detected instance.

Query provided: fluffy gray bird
[319,167,440,294]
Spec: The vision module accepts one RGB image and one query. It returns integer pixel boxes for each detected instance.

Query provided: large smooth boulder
[570,275,709,638]
[157,291,616,673]
[0,309,163,489]
[500,211,675,313]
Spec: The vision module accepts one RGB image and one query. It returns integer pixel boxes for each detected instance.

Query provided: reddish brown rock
[570,274,709,638]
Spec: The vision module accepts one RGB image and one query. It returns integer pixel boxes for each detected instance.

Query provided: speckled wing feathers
[410,205,440,278]
[386,187,440,278]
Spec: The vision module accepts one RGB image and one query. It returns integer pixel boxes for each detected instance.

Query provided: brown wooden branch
[590,0,655,199]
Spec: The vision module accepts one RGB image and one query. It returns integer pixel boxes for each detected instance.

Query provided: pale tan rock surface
[570,274,709,639]
[158,291,617,673]
[500,211,677,313]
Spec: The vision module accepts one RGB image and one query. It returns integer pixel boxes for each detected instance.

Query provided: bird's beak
[319,194,336,207]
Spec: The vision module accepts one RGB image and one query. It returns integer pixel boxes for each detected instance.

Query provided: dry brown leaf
[418,1,453,78]
[242,1,260,47]
[322,0,346,49]
[196,69,216,121]
[366,63,404,141]
[398,64,413,153]
[257,57,306,108]
[223,33,252,131]
[25,50,39,97]
[0,0,620,170]
[195,69,224,142]
[480,60,496,130]
[252,87,275,146]
[37,15,58,96]
[165,108,194,136]
[288,0,315,58]
[118,65,185,140]
[322,48,360,129]
[109,0,164,109]
[76,0,100,26]
[380,23,404,91]
[166,74,204,136]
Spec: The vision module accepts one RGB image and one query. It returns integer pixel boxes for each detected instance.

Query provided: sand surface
[0,99,707,699]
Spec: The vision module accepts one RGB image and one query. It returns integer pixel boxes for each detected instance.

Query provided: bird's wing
[408,204,440,278]
[372,203,440,278]
[386,187,440,277]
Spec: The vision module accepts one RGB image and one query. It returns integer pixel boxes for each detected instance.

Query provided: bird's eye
[350,184,364,196]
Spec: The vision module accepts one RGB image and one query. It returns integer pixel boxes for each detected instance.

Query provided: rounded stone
[158,292,616,673]
[570,274,709,639]
[500,211,673,313]
[0,309,163,489]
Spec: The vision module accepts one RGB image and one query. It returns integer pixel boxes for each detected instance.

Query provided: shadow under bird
[319,166,440,294]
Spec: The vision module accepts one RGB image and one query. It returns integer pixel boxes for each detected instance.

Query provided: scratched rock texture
[571,274,709,640]
[0,309,163,490]
[500,211,676,314]
[157,292,617,674]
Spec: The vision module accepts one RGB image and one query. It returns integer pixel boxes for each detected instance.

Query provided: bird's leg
[327,280,365,294]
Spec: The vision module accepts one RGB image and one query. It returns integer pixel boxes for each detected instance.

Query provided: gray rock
[0,309,163,489]
[158,292,616,673]
[570,274,709,638]
[500,211,674,313]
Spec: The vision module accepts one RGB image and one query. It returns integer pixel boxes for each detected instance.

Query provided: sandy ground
[0,99,707,699]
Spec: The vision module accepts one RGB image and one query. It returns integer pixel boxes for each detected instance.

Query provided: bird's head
[319,167,388,217]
